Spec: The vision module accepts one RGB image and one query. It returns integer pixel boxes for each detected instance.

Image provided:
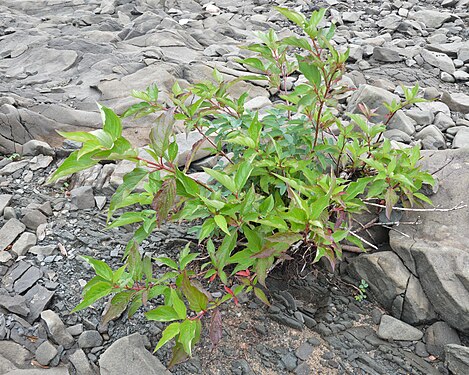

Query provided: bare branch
[363,200,467,212]
[349,230,378,250]
[381,225,410,238]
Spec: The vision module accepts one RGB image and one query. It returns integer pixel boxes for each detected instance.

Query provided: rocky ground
[1,0,469,374]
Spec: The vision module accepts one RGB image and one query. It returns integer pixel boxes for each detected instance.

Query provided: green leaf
[180,252,199,271]
[154,322,181,352]
[145,305,181,322]
[297,58,321,87]
[199,219,216,241]
[384,187,399,220]
[155,257,179,270]
[109,167,148,218]
[107,211,146,228]
[102,291,135,325]
[203,168,237,192]
[179,319,197,356]
[214,215,230,236]
[238,58,265,71]
[90,129,114,149]
[48,150,99,183]
[253,287,270,306]
[170,289,187,320]
[413,192,433,205]
[344,177,373,200]
[275,7,306,27]
[234,162,253,191]
[99,104,122,140]
[181,272,208,312]
[81,256,113,281]
[56,130,97,143]
[72,281,113,313]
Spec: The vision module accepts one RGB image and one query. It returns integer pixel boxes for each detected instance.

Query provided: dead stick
[363,201,467,212]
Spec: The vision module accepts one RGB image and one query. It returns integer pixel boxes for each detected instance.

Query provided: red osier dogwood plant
[49,7,433,367]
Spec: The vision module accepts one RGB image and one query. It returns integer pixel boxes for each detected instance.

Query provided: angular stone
[22,210,48,231]
[0,219,26,251]
[78,330,103,349]
[402,275,437,325]
[347,252,410,312]
[70,186,95,210]
[445,344,469,375]
[415,125,446,150]
[0,290,29,316]
[434,112,455,131]
[0,194,12,216]
[453,128,469,148]
[411,10,453,29]
[21,140,55,157]
[245,96,272,111]
[3,207,16,220]
[35,340,58,366]
[441,91,469,113]
[29,245,57,256]
[25,285,54,323]
[373,47,402,62]
[425,322,460,359]
[14,266,42,294]
[41,310,75,349]
[5,367,70,374]
[0,160,28,176]
[29,155,53,171]
[378,315,423,341]
[11,232,37,256]
[69,348,97,375]
[99,333,171,375]
[421,49,455,74]
[389,149,469,332]
[2,261,31,290]
[0,341,33,368]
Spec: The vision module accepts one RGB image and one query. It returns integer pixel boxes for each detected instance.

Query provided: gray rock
[41,310,75,349]
[445,344,469,375]
[425,322,460,359]
[245,96,272,111]
[12,232,37,256]
[0,341,33,369]
[35,341,58,366]
[99,333,171,375]
[70,186,95,210]
[373,47,402,62]
[78,331,103,349]
[29,245,57,256]
[378,315,423,341]
[0,219,26,251]
[22,210,47,231]
[454,70,469,81]
[25,285,54,323]
[13,266,42,294]
[420,49,455,74]
[0,195,12,216]
[281,352,297,371]
[295,342,313,361]
[441,91,469,114]
[5,368,70,374]
[452,128,469,148]
[411,10,453,29]
[29,155,53,171]
[406,109,434,125]
[347,84,399,125]
[434,112,455,131]
[0,291,29,316]
[94,196,106,210]
[415,125,446,150]
[69,348,97,375]
[21,140,55,157]
[401,275,437,325]
[3,207,17,220]
[387,112,416,135]
[389,149,469,333]
[0,160,29,176]
[66,324,84,337]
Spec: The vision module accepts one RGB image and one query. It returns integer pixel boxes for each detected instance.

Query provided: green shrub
[48,7,434,367]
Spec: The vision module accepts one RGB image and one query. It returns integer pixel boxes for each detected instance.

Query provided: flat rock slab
[445,344,469,375]
[98,333,171,375]
[389,149,469,333]
[378,315,423,341]
[0,219,26,251]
